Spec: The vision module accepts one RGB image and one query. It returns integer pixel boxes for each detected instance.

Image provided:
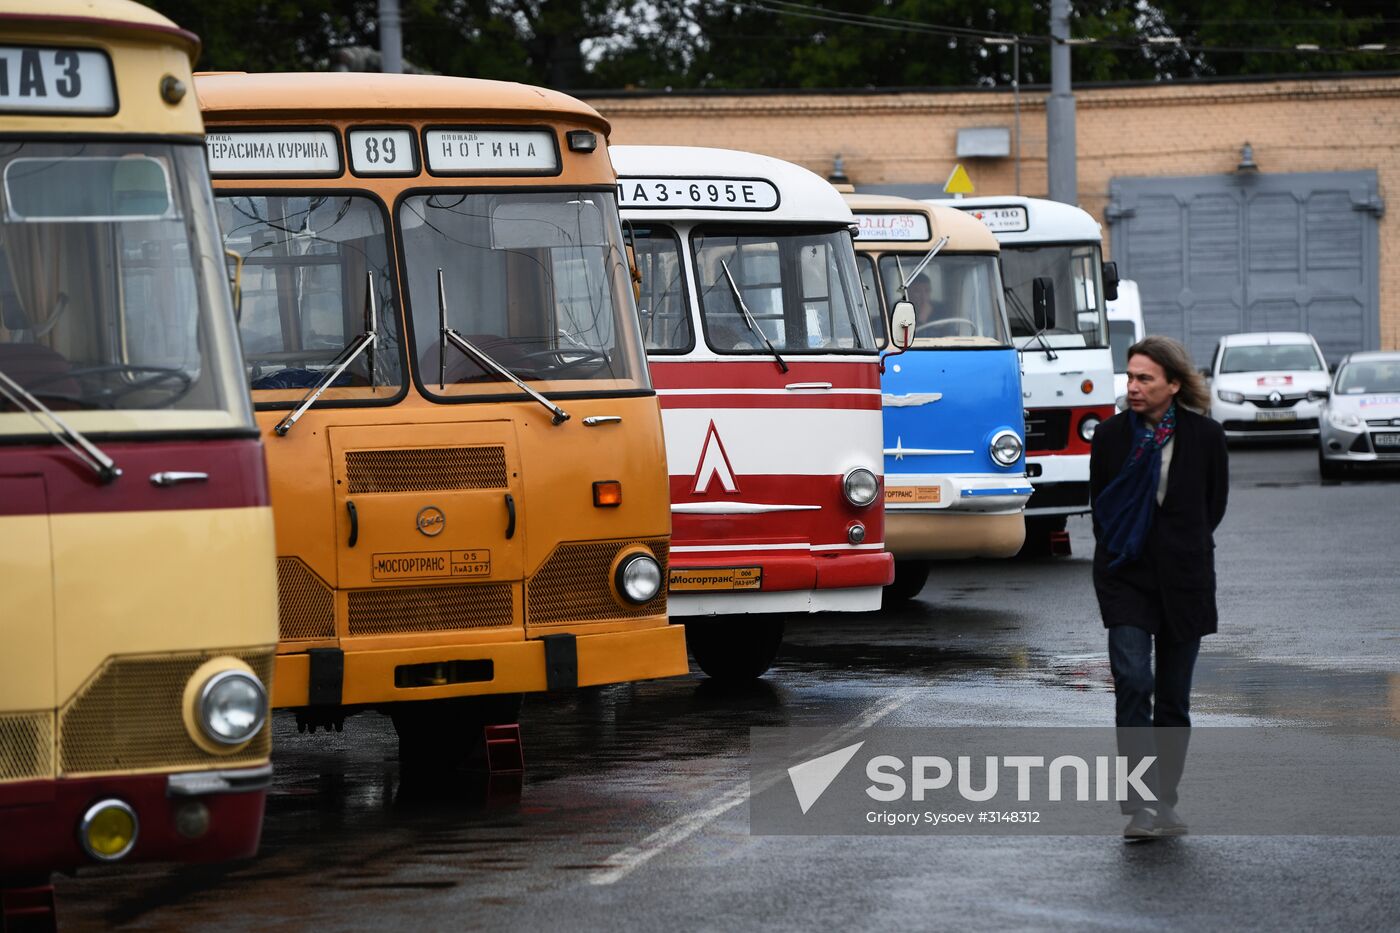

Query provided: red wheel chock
[484,723,524,774]
[1049,529,1072,557]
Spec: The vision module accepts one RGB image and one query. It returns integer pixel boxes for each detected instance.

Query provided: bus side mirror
[1102,261,1120,302]
[1032,277,1056,331]
[889,300,917,351]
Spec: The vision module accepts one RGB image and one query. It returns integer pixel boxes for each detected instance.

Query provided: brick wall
[587,76,1400,349]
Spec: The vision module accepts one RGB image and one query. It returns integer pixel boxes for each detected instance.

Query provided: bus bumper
[0,765,270,874]
[272,624,689,707]
[886,510,1027,559]
[667,550,892,617]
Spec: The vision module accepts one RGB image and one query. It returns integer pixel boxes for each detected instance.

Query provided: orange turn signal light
[1081,379,1094,394]
[593,480,622,507]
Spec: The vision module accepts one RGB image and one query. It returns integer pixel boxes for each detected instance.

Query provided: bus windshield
[217,194,402,398]
[871,253,1010,348]
[0,141,250,430]
[398,190,649,395]
[692,226,875,354]
[1000,244,1108,350]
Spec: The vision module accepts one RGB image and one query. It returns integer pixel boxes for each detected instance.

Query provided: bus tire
[390,694,523,772]
[684,618,784,681]
[882,561,931,605]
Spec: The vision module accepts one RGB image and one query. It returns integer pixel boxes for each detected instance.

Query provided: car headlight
[1328,410,1362,430]
[198,670,268,746]
[616,552,662,604]
[842,468,879,507]
[1078,415,1101,442]
[1217,389,1245,404]
[990,430,1023,466]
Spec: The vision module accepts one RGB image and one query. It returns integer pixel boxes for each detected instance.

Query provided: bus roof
[195,72,610,132]
[924,195,1102,246]
[613,145,853,225]
[0,0,199,60]
[844,192,999,253]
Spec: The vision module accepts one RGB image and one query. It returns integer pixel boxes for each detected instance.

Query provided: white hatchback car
[1207,332,1330,438]
[1317,351,1400,478]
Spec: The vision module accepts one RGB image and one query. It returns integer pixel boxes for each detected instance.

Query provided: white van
[1106,279,1144,407]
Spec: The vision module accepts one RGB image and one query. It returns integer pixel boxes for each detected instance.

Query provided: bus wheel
[883,561,931,605]
[685,618,785,681]
[390,694,523,773]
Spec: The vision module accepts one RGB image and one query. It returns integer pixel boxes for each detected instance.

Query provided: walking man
[1089,336,1228,839]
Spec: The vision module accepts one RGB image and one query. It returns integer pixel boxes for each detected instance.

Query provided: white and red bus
[614,146,891,680]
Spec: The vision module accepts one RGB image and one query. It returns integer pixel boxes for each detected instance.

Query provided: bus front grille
[58,650,273,776]
[345,446,509,494]
[347,582,515,635]
[277,557,336,640]
[0,712,52,782]
[526,539,669,626]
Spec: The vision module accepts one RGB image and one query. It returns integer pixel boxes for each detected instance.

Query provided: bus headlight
[1079,415,1101,442]
[842,468,879,507]
[79,799,138,862]
[616,552,663,604]
[198,670,268,746]
[990,431,1023,466]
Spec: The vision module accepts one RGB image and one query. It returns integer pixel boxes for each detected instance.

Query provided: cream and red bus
[197,73,688,767]
[614,146,890,680]
[0,0,277,914]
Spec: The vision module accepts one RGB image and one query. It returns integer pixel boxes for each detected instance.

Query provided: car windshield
[1220,344,1324,374]
[1108,320,1137,372]
[1336,360,1400,394]
[692,226,875,354]
[872,253,1010,348]
[0,140,250,432]
[216,194,402,399]
[1000,243,1108,349]
[632,224,692,353]
[398,190,648,396]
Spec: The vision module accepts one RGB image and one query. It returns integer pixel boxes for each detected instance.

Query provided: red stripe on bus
[659,394,881,411]
[670,472,884,547]
[0,438,268,516]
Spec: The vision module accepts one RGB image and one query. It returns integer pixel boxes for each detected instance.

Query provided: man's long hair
[1127,335,1210,413]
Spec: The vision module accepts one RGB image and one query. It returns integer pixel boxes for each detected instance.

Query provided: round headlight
[842,468,879,507]
[1217,389,1245,404]
[199,670,268,746]
[79,799,138,862]
[990,430,1023,466]
[1079,415,1101,442]
[616,553,662,604]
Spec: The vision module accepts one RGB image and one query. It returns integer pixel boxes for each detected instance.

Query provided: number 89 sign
[348,128,417,176]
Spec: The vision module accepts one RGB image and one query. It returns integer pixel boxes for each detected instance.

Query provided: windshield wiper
[719,260,788,373]
[893,236,949,302]
[436,268,570,426]
[274,270,378,436]
[0,367,121,483]
[1004,287,1058,361]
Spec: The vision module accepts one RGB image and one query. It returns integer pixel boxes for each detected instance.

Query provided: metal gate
[1106,171,1383,365]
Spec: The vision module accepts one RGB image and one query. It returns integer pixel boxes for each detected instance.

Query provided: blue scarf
[1096,403,1177,569]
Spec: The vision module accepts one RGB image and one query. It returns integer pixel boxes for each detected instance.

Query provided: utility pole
[1046,0,1076,204]
[379,0,403,74]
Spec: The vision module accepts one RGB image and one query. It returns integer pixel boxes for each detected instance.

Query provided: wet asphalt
[56,445,1400,931]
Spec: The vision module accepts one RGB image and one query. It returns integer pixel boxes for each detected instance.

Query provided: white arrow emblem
[692,420,739,494]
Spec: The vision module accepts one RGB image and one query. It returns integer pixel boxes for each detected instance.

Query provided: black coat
[1090,407,1229,641]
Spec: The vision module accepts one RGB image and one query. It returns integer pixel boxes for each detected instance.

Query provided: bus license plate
[884,486,941,504]
[669,567,762,592]
[1256,410,1297,422]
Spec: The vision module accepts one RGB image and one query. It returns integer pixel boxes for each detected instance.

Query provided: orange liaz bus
[0,0,278,916]
[196,72,687,766]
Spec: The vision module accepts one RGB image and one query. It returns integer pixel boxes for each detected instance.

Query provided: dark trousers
[1108,624,1201,813]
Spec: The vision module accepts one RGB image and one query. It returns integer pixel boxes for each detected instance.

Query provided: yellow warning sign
[944,163,974,195]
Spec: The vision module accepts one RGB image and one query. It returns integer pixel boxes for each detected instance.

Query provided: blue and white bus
[847,194,1031,602]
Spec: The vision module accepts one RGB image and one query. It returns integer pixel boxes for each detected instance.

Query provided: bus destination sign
[958,205,1030,233]
[617,176,780,211]
[424,129,557,174]
[205,130,341,176]
[853,213,932,242]
[0,46,115,115]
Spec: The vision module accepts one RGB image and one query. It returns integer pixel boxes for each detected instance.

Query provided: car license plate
[669,567,762,592]
[1256,410,1297,422]
[1374,433,1400,447]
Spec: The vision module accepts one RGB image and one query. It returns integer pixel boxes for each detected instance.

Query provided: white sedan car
[1207,332,1330,439]
[1317,351,1400,478]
